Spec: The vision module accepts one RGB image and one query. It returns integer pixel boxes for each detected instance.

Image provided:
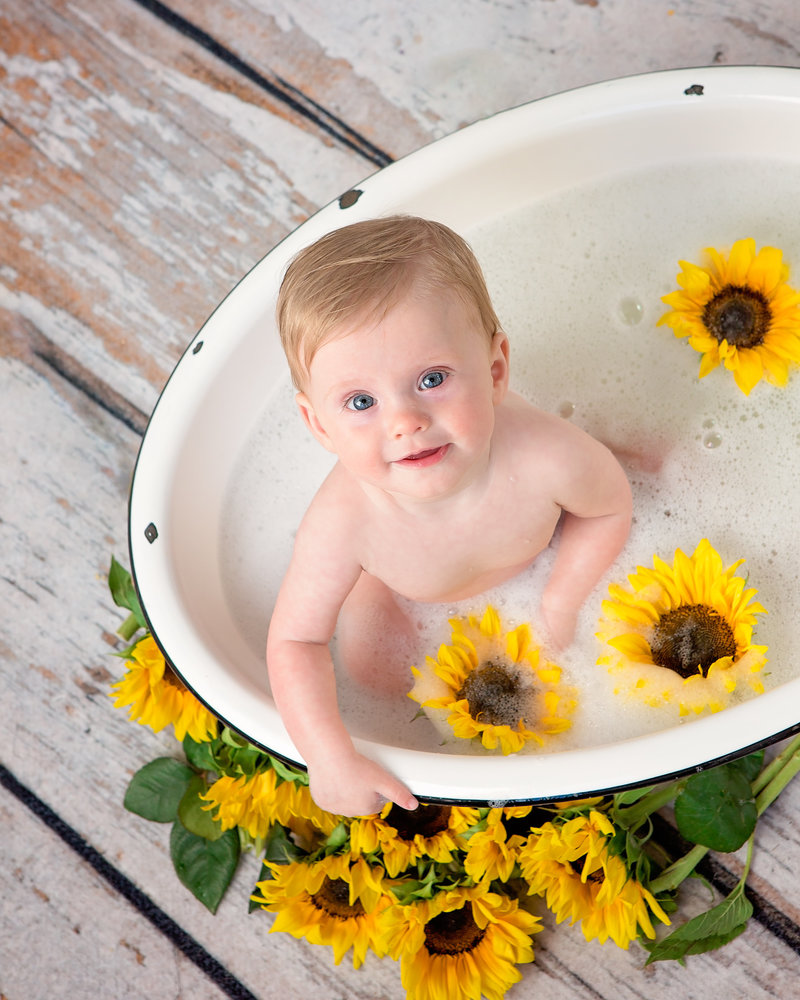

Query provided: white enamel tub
[130,67,800,803]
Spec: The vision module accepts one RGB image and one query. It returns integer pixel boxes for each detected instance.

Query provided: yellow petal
[725,238,757,286]
[747,244,785,295]
[729,348,763,395]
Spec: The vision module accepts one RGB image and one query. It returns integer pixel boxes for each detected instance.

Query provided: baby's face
[296,285,509,504]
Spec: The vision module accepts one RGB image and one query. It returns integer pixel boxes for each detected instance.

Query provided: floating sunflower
[110,634,217,742]
[251,856,393,968]
[658,238,800,394]
[382,884,541,1000]
[409,606,574,755]
[349,802,481,878]
[597,539,768,716]
[518,810,670,950]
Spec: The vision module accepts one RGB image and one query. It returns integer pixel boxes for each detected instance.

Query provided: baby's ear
[490,330,510,403]
[296,392,335,452]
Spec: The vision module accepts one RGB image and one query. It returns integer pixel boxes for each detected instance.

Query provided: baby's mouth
[396,445,449,466]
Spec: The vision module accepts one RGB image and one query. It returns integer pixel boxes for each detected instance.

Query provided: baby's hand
[307,748,419,818]
[540,604,578,652]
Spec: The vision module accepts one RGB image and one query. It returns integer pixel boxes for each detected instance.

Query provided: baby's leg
[337,573,418,696]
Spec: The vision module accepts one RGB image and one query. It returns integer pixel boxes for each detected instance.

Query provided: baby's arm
[540,421,632,648]
[267,486,418,817]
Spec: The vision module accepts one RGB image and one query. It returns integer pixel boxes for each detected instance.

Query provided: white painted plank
[0,356,407,999]
[3,0,799,417]
[211,0,800,143]
[0,0,368,417]
[0,790,230,1000]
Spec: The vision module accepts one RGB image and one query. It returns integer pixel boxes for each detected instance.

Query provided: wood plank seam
[127,0,395,169]
[1,315,149,435]
[0,760,260,1000]
[31,336,149,437]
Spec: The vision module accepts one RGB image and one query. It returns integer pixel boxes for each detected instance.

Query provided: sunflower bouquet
[107,557,800,1000]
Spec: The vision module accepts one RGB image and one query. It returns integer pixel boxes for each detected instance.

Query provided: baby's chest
[360,504,559,603]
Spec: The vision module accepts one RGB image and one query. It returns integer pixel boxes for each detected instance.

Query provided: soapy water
[220,155,800,757]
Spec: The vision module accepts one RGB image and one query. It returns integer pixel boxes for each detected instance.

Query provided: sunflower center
[650,603,737,678]
[310,877,364,919]
[165,666,187,692]
[424,903,486,956]
[388,803,451,840]
[702,285,772,349]
[456,658,534,728]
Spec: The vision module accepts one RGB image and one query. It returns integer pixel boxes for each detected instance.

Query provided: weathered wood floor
[3,2,800,997]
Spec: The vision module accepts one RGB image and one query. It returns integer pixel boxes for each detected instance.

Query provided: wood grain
[0,0,366,416]
[169,0,800,142]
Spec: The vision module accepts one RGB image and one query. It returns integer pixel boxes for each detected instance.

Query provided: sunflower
[200,769,332,840]
[349,802,481,878]
[409,606,574,755]
[110,634,217,742]
[518,811,669,950]
[283,781,344,842]
[262,853,392,914]
[382,884,541,1000]
[463,807,530,883]
[252,856,393,967]
[658,238,800,394]
[596,539,768,716]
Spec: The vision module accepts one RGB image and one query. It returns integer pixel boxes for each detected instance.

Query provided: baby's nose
[389,400,430,437]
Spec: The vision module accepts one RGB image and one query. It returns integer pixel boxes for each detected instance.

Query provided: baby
[267,216,632,817]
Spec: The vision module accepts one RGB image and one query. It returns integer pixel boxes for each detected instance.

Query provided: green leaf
[226,743,266,776]
[183,734,219,772]
[263,824,305,866]
[170,821,240,913]
[108,556,147,630]
[675,762,757,852]
[177,775,225,841]
[220,726,248,748]
[323,822,349,853]
[267,754,308,785]
[614,785,655,807]
[124,758,195,823]
[737,749,765,785]
[645,887,753,964]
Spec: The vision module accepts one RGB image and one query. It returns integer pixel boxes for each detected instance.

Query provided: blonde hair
[276,215,501,388]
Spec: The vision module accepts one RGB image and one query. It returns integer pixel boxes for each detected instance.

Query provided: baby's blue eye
[347,393,375,411]
[420,370,446,390]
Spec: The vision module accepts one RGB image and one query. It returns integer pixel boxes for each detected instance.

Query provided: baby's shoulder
[501,393,581,448]
[302,463,366,528]
[498,394,608,473]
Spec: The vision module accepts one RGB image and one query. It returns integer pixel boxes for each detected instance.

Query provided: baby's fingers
[376,775,418,813]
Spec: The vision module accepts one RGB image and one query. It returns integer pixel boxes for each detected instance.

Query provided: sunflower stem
[751,734,800,798]
[613,780,683,832]
[755,741,800,817]
[740,832,755,884]
[649,745,800,897]
[117,612,141,642]
[648,842,709,895]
